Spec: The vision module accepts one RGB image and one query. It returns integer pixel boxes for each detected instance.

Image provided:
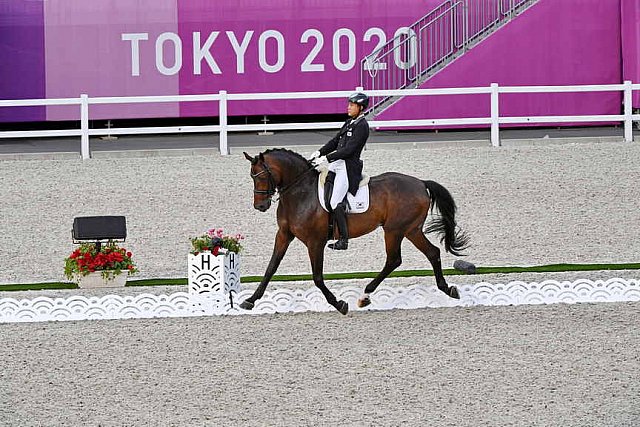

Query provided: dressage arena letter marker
[188,251,241,311]
[201,254,211,271]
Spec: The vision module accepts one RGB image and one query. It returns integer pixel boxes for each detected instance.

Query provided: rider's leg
[328,201,349,250]
[327,161,349,250]
[323,171,336,212]
[328,160,348,209]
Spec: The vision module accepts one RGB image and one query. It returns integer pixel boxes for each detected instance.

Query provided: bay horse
[240,148,469,315]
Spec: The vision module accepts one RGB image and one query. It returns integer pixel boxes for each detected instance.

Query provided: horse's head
[244,149,315,212]
[244,151,276,212]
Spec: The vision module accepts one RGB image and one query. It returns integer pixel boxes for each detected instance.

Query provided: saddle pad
[317,178,370,214]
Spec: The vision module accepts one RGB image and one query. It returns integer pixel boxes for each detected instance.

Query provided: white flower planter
[188,251,241,309]
[75,271,128,289]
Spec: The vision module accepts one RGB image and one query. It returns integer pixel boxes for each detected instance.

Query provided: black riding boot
[328,203,349,250]
[324,171,335,211]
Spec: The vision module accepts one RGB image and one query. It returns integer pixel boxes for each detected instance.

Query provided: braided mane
[262,148,313,168]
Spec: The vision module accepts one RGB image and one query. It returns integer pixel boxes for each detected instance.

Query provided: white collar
[350,114,364,124]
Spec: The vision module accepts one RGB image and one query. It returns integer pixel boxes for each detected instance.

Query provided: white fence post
[490,83,500,147]
[80,94,90,159]
[624,80,633,143]
[219,90,228,155]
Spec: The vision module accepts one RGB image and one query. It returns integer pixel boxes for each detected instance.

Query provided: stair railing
[361,0,539,115]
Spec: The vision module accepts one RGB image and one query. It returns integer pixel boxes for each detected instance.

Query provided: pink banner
[377,0,623,126]
[42,0,437,120]
[44,0,180,120]
[622,0,640,106]
[3,0,633,122]
[175,1,441,116]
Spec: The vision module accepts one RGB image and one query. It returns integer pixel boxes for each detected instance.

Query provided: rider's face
[347,102,361,118]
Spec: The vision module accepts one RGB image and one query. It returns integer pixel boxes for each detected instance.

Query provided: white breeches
[328,159,348,209]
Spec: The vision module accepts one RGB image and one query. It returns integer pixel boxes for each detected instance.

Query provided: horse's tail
[423,180,470,256]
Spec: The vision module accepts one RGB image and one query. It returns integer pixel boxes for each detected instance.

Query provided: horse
[240,148,469,315]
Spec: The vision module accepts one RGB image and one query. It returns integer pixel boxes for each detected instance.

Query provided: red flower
[65,241,137,281]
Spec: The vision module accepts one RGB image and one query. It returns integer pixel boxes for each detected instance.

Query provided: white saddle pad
[317,169,370,214]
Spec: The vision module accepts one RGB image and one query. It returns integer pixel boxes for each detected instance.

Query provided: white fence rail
[1,82,638,160]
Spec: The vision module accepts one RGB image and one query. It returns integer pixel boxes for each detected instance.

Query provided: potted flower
[190,227,244,256]
[64,241,137,288]
[188,228,243,304]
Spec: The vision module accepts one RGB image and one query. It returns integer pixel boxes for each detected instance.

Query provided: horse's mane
[262,148,313,168]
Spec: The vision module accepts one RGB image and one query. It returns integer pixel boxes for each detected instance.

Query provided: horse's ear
[259,153,265,162]
[243,152,253,162]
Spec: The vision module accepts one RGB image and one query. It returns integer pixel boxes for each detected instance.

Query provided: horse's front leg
[240,228,293,310]
[307,240,348,315]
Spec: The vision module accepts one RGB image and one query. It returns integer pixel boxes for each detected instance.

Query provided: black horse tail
[423,180,470,257]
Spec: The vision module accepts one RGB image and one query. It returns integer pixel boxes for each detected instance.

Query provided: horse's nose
[255,200,270,212]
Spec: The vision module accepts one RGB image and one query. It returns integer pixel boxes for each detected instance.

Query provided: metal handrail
[362,1,462,112]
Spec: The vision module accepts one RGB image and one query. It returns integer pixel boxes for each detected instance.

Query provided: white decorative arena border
[1,278,639,324]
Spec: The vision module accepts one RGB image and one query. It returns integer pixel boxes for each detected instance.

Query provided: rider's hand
[312,156,327,168]
[308,150,321,160]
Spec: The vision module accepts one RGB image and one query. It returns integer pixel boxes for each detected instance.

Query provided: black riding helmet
[348,92,369,110]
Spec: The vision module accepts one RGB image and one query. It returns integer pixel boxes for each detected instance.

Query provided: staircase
[360,0,540,116]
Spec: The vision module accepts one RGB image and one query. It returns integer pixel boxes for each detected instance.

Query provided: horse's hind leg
[406,228,460,299]
[358,230,403,308]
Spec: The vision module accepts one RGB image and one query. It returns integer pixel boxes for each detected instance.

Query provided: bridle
[251,160,316,203]
[250,161,277,199]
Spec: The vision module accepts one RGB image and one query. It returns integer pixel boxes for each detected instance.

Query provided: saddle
[317,167,370,214]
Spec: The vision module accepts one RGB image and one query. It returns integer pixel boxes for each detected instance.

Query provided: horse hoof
[239,300,254,310]
[357,297,371,308]
[336,300,349,315]
[449,286,460,299]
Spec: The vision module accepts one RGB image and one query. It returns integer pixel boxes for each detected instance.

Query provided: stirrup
[328,239,348,250]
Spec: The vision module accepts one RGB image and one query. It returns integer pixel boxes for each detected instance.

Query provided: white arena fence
[0,82,638,160]
[1,278,639,324]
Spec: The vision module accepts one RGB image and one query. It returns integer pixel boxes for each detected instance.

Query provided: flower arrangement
[64,241,138,280]
[190,228,244,255]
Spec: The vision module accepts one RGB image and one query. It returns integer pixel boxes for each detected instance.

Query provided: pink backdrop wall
[622,0,640,105]
[2,0,637,122]
[376,0,623,125]
[175,0,444,116]
[44,0,180,120]
[42,0,438,120]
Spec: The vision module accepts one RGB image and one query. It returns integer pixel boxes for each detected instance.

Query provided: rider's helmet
[348,92,369,110]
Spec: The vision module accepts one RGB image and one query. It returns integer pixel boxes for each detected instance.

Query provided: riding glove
[309,150,321,160]
[312,156,328,168]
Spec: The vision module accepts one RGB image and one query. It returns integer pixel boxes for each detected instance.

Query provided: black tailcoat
[319,115,369,196]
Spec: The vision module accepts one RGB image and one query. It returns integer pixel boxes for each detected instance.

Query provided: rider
[309,92,370,250]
